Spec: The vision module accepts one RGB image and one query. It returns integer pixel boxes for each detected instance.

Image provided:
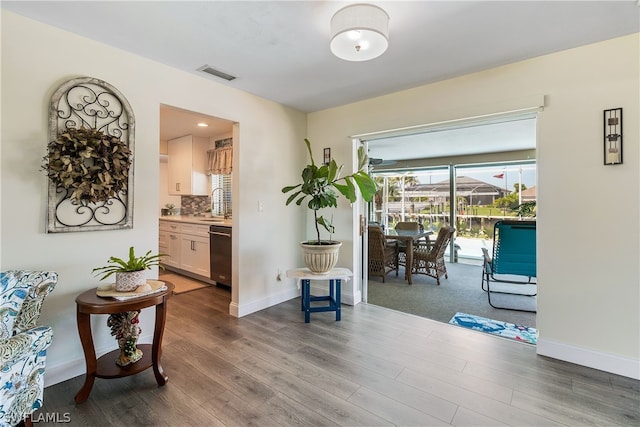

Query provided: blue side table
[286,268,353,323]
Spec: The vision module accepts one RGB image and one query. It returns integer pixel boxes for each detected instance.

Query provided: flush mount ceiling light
[330,3,389,62]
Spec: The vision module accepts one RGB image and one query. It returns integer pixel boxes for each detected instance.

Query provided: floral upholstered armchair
[0,271,57,427]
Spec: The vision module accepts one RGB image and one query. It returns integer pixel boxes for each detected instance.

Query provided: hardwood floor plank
[466,357,639,426]
[269,326,406,380]
[347,386,449,426]
[450,407,508,426]
[397,367,564,426]
[425,327,539,367]
[212,321,291,365]
[308,315,470,372]
[136,376,227,426]
[612,373,640,393]
[171,339,277,409]
[404,362,514,404]
[461,360,573,394]
[237,355,392,426]
[572,376,639,414]
[258,392,337,426]
[37,377,111,427]
[224,336,361,400]
[161,341,228,405]
[510,389,629,427]
[295,343,460,422]
[38,276,639,426]
[201,389,278,427]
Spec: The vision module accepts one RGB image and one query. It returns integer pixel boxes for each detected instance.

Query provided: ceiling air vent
[197,65,236,81]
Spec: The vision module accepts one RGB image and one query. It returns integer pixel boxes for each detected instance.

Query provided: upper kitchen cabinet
[167,135,209,195]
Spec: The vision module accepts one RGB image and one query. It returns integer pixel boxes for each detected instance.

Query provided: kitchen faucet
[211,187,230,219]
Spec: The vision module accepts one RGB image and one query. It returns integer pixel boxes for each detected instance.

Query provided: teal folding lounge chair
[481,220,537,312]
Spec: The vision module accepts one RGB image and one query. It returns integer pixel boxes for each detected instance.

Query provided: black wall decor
[604,108,622,165]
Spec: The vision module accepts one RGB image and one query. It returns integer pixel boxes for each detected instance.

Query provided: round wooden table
[74,281,174,403]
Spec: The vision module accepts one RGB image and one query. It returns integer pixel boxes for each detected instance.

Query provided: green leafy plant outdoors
[282,138,377,244]
[92,246,165,280]
[515,201,537,217]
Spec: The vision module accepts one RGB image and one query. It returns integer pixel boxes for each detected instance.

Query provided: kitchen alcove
[158,104,236,302]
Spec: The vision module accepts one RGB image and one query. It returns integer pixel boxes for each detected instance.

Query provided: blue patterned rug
[449,312,537,345]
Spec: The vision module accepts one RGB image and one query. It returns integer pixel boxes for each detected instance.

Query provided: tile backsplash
[180,195,211,216]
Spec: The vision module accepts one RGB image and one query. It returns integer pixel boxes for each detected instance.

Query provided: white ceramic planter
[115,270,146,292]
[299,241,342,274]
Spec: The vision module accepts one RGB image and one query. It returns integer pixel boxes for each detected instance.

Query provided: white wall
[2,11,637,385]
[1,12,306,385]
[307,34,639,379]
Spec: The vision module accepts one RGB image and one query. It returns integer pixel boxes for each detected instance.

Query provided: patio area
[367,260,537,330]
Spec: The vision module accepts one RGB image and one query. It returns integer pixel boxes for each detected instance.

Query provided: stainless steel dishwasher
[209,225,231,287]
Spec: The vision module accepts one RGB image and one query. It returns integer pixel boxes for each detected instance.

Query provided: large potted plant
[282,138,376,273]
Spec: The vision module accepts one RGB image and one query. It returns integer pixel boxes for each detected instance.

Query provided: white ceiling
[3,1,638,149]
[4,1,638,115]
[368,116,537,161]
[159,104,234,141]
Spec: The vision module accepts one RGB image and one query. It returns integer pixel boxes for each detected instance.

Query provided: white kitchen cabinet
[159,220,209,278]
[180,223,210,277]
[159,221,182,268]
[180,234,210,278]
[167,135,210,196]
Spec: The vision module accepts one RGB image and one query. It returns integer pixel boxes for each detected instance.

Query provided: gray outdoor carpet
[367,262,537,328]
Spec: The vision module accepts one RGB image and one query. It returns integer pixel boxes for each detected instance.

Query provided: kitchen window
[211,174,232,218]
[207,138,233,218]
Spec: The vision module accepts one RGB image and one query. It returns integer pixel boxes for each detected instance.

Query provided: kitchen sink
[198,218,227,223]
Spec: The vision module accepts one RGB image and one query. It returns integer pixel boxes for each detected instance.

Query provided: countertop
[159,215,232,227]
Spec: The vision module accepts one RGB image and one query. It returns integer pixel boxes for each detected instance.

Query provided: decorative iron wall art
[45,77,135,232]
[603,108,622,165]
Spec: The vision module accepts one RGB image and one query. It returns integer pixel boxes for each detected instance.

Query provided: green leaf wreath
[42,127,132,203]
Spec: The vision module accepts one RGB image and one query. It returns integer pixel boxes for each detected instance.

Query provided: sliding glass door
[454,163,537,265]
[370,161,536,265]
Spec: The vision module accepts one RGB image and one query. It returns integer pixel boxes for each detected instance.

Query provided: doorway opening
[158,104,236,311]
[361,114,538,330]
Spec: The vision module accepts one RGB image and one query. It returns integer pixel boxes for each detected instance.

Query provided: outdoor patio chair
[481,220,537,312]
[368,225,399,283]
[412,226,455,285]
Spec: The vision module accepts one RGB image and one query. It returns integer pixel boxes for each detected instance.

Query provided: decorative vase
[107,310,143,367]
[300,241,342,274]
[115,270,146,292]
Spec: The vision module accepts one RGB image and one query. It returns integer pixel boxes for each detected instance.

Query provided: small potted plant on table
[92,246,165,292]
[92,247,165,367]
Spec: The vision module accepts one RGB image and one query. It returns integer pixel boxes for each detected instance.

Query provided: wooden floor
[40,285,639,426]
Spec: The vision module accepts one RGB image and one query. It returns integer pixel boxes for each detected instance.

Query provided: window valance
[207,139,232,175]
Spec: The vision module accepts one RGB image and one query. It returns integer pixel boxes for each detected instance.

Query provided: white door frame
[352,137,369,304]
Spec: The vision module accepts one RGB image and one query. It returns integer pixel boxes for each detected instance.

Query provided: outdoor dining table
[384,229,433,284]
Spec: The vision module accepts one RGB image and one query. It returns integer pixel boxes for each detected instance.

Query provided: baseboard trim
[229,301,239,317]
[44,356,86,388]
[537,338,640,380]
[44,332,155,387]
[235,287,299,317]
